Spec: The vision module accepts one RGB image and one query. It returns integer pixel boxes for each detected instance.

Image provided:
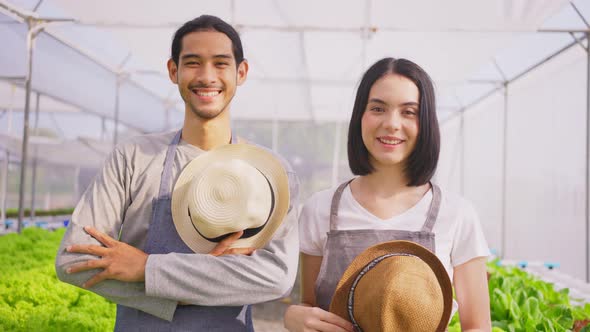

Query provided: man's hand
[208,230,256,256]
[66,226,148,288]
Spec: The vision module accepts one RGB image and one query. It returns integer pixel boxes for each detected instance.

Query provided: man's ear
[236,59,249,86]
[167,58,178,84]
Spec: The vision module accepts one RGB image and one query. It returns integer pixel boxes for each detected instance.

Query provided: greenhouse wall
[440,44,588,279]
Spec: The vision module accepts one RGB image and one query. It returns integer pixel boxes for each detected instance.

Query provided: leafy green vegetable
[2,229,590,331]
[0,228,115,331]
[448,259,589,332]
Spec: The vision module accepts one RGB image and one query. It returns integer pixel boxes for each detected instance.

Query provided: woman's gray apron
[115,130,254,332]
[315,179,442,310]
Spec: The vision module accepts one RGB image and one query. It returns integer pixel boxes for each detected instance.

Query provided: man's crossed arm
[65,226,254,288]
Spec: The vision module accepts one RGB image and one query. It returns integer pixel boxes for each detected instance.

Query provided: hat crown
[172,143,290,253]
[187,159,272,238]
[329,241,453,332]
[352,255,444,332]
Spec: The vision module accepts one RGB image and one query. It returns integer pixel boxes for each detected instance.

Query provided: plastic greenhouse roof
[0,132,109,168]
[0,0,588,135]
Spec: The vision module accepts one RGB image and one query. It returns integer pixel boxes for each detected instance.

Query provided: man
[55,15,299,331]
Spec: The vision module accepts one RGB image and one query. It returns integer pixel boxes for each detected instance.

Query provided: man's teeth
[379,138,402,145]
[195,90,220,97]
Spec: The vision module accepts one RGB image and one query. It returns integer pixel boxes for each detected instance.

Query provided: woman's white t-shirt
[298,183,490,314]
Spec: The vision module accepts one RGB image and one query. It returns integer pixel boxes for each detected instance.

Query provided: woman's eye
[371,107,384,112]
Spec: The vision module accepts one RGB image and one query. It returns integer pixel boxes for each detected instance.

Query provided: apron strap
[329,178,354,231]
[330,180,441,232]
[158,129,237,199]
[420,182,442,232]
[156,130,182,199]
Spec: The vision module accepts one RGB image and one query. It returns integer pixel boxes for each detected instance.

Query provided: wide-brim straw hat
[329,240,453,332]
[171,143,289,253]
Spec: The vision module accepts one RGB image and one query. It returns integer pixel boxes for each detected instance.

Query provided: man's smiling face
[168,30,247,119]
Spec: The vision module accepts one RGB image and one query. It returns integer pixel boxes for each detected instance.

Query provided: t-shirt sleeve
[298,193,325,256]
[450,199,491,267]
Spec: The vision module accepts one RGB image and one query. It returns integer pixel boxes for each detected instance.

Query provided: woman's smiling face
[361,73,420,171]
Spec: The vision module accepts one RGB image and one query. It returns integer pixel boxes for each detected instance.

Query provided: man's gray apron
[315,179,442,311]
[115,130,254,332]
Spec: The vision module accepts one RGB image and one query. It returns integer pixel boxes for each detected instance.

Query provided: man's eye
[216,62,229,67]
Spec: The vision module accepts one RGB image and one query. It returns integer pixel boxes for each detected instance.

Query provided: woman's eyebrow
[368,98,387,105]
[400,102,419,107]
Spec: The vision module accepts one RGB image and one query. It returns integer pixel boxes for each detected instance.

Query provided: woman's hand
[284,304,354,332]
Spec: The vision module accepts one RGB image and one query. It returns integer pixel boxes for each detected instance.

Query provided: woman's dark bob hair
[347,57,440,186]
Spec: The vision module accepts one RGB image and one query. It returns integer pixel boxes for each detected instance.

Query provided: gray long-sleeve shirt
[55,130,300,322]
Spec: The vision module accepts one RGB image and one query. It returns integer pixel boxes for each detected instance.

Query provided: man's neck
[181,111,232,151]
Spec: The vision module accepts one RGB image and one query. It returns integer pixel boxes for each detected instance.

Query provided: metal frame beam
[569,0,590,283]
[71,20,580,34]
[441,22,590,280]
[585,30,590,282]
[0,1,175,133]
[442,33,588,125]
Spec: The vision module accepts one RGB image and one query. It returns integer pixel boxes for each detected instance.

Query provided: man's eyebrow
[180,54,233,60]
[181,54,200,60]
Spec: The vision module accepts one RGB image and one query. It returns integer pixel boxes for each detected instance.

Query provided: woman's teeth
[378,138,402,145]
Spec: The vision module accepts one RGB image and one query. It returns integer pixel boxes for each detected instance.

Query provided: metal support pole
[493,59,509,259]
[586,32,590,282]
[30,92,40,221]
[1,151,8,228]
[17,20,40,233]
[501,83,508,259]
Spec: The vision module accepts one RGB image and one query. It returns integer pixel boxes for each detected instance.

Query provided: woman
[284,58,491,332]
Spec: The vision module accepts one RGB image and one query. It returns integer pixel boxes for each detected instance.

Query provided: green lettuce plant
[0,228,115,331]
[448,260,589,332]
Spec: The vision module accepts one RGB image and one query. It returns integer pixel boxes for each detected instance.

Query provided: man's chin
[189,107,224,120]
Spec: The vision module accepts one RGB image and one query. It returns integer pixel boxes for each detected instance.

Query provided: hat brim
[329,240,453,332]
[171,143,290,253]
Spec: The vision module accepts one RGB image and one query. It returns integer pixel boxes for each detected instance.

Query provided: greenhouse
[1,0,590,331]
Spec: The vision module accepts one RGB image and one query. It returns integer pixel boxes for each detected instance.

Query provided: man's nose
[198,64,217,84]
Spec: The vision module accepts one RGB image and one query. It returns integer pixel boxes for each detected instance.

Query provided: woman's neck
[355,166,411,198]
[350,167,431,220]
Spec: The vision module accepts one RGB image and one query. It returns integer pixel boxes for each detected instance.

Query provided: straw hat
[171,143,290,253]
[329,240,453,332]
